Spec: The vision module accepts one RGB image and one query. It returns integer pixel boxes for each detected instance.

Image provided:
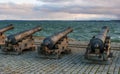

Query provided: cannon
[38,27,73,58]
[85,26,112,62]
[0,24,14,46]
[2,26,42,54]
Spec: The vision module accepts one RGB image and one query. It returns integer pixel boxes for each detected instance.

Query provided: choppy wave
[0,21,120,42]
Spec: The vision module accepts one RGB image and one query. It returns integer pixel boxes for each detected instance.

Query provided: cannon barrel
[7,26,42,44]
[51,27,73,44]
[0,24,14,34]
[42,27,73,49]
[85,26,112,61]
[90,26,109,53]
[95,26,109,43]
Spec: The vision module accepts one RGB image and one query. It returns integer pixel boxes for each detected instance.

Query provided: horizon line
[0,19,120,21]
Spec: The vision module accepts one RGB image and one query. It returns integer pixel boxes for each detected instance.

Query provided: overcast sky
[0,0,119,20]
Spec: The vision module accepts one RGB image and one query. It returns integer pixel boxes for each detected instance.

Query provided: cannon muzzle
[6,26,42,44]
[0,24,14,34]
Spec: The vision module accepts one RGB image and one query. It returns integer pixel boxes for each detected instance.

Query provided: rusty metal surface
[0,24,14,33]
[13,26,41,42]
[0,24,14,45]
[2,27,42,54]
[50,27,73,45]
[38,27,73,58]
[41,27,73,49]
[0,39,120,74]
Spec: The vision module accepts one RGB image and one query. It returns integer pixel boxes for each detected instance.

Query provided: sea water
[0,20,120,42]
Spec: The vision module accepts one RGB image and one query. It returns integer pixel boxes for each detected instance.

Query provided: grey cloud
[37,0,70,3]
[34,4,120,17]
[34,0,120,19]
[0,3,67,20]
[37,0,120,8]
[0,0,120,20]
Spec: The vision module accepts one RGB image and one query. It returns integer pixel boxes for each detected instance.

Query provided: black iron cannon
[85,26,112,62]
[38,27,73,58]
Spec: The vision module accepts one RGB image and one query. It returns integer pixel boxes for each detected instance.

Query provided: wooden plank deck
[0,39,119,74]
